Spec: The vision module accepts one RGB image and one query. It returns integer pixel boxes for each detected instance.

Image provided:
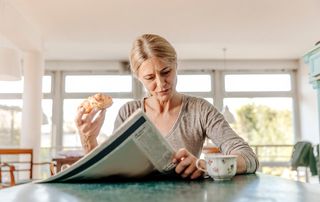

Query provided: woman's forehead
[139,58,172,73]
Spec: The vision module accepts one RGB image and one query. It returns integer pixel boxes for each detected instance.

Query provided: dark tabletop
[0,173,319,202]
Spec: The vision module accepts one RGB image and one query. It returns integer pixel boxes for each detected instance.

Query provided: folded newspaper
[40,109,177,183]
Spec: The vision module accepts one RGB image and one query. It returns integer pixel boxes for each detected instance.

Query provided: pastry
[81,93,113,113]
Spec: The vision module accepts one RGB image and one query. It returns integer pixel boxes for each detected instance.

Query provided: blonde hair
[129,34,177,75]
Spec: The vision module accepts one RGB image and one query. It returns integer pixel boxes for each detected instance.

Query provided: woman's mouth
[158,89,170,95]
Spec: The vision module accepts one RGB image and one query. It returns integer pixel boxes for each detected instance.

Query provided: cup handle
[195,159,206,172]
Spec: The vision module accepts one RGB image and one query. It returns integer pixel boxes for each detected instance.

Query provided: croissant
[81,93,113,113]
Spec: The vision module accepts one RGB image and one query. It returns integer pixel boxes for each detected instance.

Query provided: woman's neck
[145,93,183,114]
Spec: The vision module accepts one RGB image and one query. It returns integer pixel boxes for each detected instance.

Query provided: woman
[75,34,259,180]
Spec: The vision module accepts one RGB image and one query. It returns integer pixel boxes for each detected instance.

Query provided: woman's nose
[156,76,166,87]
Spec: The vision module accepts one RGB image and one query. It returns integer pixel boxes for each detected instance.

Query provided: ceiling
[7,0,320,60]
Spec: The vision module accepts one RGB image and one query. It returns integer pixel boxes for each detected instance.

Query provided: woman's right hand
[74,106,106,154]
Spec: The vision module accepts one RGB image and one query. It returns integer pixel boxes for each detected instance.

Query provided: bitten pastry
[81,93,113,113]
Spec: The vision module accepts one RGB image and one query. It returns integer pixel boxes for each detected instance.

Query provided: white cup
[196,154,237,180]
[61,164,71,171]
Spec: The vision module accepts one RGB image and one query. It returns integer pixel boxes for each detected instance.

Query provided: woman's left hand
[172,148,204,180]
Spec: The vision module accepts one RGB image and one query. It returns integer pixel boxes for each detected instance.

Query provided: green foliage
[232,103,292,145]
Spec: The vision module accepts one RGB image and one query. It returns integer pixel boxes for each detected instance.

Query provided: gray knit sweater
[113,94,259,173]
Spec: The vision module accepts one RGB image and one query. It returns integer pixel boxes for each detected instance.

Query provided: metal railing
[251,144,293,170]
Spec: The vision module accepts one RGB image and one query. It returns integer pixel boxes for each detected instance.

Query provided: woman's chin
[155,94,171,103]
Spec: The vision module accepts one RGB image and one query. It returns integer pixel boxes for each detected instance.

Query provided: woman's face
[137,57,177,102]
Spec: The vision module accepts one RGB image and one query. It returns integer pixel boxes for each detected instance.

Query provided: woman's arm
[200,100,259,173]
[230,151,247,174]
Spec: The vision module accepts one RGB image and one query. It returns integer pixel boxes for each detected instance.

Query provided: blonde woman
[75,34,259,179]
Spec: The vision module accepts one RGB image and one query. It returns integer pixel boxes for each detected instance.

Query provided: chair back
[291,141,319,183]
[0,149,33,184]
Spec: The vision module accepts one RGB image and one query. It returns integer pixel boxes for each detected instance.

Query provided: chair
[0,162,15,188]
[291,141,318,182]
[315,144,320,182]
[0,148,52,188]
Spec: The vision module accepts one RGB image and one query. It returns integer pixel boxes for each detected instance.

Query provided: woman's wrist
[81,136,98,153]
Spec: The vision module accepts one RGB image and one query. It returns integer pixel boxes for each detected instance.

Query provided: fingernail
[172,158,177,163]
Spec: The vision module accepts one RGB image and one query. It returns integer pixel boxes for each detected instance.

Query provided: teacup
[196,154,237,180]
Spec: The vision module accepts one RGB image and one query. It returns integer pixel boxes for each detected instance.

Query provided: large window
[61,73,134,147]
[56,71,215,148]
[52,70,296,149]
[223,72,295,145]
[225,74,291,92]
[0,75,52,148]
[177,73,214,104]
[0,99,22,147]
[65,75,132,93]
[1,70,297,150]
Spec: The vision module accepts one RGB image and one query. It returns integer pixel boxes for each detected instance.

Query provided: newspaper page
[132,122,176,173]
[39,109,176,183]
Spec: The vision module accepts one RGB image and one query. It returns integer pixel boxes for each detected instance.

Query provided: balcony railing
[251,144,293,170]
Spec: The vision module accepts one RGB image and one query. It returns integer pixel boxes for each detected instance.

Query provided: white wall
[297,58,319,143]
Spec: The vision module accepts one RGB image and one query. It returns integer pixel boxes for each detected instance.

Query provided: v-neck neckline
[141,94,185,137]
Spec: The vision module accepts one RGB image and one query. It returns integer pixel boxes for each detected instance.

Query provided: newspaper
[40,109,176,183]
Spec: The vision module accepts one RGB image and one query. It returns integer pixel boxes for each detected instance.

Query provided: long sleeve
[200,100,259,173]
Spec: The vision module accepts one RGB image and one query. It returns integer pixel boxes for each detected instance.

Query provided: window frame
[221,69,299,142]
[46,68,299,149]
[177,70,215,101]
[52,70,139,148]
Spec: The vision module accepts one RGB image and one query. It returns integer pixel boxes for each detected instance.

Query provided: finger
[175,156,193,174]
[90,109,106,128]
[95,109,106,122]
[173,148,189,162]
[84,108,100,122]
[75,107,85,126]
[82,120,101,134]
[190,169,204,180]
[181,160,197,178]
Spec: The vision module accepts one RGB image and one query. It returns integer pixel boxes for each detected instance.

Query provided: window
[177,74,211,92]
[41,99,53,147]
[0,78,23,147]
[57,71,215,148]
[46,69,297,153]
[224,97,293,144]
[65,75,132,93]
[177,72,214,104]
[0,99,22,147]
[225,74,291,92]
[0,80,23,93]
[62,98,132,147]
[0,75,52,148]
[223,72,295,145]
[41,75,53,148]
[62,73,134,147]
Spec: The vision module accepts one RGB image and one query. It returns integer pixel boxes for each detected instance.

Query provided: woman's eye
[162,70,170,75]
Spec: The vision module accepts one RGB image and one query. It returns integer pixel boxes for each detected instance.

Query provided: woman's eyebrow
[160,67,170,72]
